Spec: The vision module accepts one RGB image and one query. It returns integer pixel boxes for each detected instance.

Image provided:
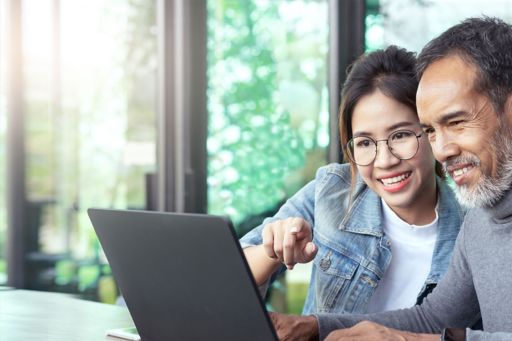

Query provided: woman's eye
[391,131,412,140]
[356,139,372,148]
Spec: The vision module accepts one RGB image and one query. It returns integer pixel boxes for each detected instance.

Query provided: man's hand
[269,312,319,341]
[325,321,440,341]
[262,217,317,269]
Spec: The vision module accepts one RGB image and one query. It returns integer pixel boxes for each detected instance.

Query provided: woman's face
[351,89,436,215]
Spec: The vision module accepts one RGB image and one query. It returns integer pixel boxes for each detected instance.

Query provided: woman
[240,46,464,315]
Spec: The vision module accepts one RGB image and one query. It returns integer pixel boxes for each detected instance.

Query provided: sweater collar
[483,185,512,221]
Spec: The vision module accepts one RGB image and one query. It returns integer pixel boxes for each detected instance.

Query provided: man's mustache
[442,155,481,174]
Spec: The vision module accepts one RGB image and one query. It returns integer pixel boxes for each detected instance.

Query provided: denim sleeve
[239,176,317,249]
[314,222,480,340]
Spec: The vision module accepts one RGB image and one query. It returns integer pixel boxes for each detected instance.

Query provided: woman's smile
[378,171,413,192]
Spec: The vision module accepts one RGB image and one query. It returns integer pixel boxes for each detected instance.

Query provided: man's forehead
[418,55,477,93]
[417,55,478,124]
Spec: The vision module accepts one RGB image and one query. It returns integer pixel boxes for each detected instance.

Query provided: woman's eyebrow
[386,121,416,131]
[352,131,372,138]
[352,121,416,137]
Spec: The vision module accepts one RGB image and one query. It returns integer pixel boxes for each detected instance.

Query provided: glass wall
[206,0,330,313]
[207,0,330,235]
[0,0,8,284]
[366,0,512,52]
[20,0,157,302]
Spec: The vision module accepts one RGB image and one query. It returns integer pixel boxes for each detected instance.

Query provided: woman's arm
[244,217,317,286]
[240,176,318,286]
[244,244,282,286]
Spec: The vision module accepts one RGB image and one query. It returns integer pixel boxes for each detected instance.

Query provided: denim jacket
[239,163,465,315]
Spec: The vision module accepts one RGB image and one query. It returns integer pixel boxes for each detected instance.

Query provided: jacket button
[319,258,331,270]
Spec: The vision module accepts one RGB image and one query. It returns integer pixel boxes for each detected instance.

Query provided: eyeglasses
[346,129,423,166]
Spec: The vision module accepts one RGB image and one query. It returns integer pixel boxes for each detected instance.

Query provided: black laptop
[88,208,278,341]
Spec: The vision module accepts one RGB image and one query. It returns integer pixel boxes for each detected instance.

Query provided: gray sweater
[315,187,512,340]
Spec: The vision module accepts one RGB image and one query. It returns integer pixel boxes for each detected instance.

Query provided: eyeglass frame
[346,129,424,166]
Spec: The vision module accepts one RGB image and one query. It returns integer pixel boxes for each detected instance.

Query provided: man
[271,17,512,341]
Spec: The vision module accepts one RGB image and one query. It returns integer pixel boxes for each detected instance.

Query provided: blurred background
[1,0,511,314]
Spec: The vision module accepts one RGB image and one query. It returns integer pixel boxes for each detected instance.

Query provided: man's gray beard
[446,125,512,208]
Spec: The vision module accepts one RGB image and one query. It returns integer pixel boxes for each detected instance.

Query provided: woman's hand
[262,217,317,269]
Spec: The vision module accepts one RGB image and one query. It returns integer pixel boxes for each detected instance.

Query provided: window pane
[207,0,330,237]
[22,0,157,301]
[207,0,329,314]
[0,0,8,284]
[366,0,512,52]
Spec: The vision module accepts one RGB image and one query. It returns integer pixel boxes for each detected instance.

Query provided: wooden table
[0,288,136,341]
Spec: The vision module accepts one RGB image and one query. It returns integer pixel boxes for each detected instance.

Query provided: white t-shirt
[366,199,438,314]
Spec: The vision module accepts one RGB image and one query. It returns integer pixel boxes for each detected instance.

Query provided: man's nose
[373,141,401,168]
[432,132,461,163]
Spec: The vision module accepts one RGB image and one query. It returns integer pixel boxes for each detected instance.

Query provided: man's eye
[449,120,463,126]
[423,127,435,135]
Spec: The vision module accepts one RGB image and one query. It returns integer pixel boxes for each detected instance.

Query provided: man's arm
[325,321,439,341]
[465,330,512,341]
[269,314,512,341]
[268,314,439,341]
[328,327,512,341]
[269,312,319,341]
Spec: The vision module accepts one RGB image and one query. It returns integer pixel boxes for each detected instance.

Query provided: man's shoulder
[463,207,486,221]
[460,206,491,237]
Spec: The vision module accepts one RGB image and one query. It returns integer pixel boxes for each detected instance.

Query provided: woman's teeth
[381,172,410,186]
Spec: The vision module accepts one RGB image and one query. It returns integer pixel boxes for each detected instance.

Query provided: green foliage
[286,282,309,315]
[207,1,329,229]
[78,265,101,292]
[55,260,76,285]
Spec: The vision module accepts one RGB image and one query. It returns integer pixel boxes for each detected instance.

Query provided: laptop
[88,208,278,341]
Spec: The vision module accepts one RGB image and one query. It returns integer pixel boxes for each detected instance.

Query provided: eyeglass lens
[347,130,420,166]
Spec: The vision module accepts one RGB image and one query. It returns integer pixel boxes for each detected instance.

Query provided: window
[207,0,330,236]
[207,0,330,313]
[366,0,512,52]
[0,0,8,284]
[19,0,158,301]
[3,0,348,315]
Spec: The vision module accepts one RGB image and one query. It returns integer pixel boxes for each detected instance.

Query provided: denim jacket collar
[338,175,464,284]
[338,178,384,237]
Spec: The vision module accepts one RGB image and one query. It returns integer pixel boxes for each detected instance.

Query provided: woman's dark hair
[339,45,442,192]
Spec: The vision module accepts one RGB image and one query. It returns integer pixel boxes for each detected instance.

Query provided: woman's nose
[373,141,401,168]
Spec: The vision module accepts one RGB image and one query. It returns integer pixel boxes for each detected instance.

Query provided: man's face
[417,55,512,207]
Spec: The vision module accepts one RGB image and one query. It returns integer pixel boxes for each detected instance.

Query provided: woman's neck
[391,180,438,226]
